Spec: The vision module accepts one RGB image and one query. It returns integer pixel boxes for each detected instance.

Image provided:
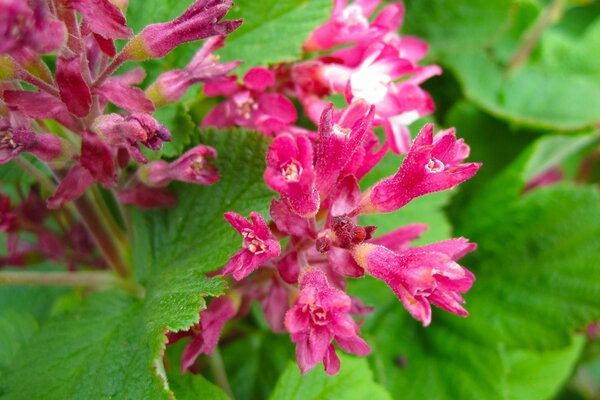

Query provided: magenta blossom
[56,53,92,118]
[222,212,281,280]
[352,239,476,326]
[264,133,319,217]
[138,144,219,187]
[202,67,297,136]
[93,113,171,163]
[0,0,66,55]
[70,0,132,40]
[285,268,370,375]
[123,0,241,60]
[177,296,237,372]
[356,123,481,214]
[146,36,241,107]
[304,0,403,51]
[0,121,70,165]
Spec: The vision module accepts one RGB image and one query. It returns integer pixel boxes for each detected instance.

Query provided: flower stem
[208,347,235,399]
[20,70,60,97]
[508,0,566,72]
[13,157,57,193]
[0,271,144,297]
[93,52,126,88]
[74,192,131,278]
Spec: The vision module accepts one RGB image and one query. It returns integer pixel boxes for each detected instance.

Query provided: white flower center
[242,228,267,254]
[350,71,391,104]
[425,158,445,173]
[281,159,303,182]
[332,123,352,139]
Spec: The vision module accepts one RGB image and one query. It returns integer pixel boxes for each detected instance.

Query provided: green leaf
[133,129,273,282]
[217,0,333,75]
[270,354,391,400]
[0,269,225,399]
[221,331,293,400]
[359,183,600,399]
[403,0,513,55]
[504,334,586,400]
[447,52,600,130]
[168,373,230,400]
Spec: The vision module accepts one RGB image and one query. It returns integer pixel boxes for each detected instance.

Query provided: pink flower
[178,296,237,372]
[285,268,370,375]
[0,0,66,55]
[0,194,17,232]
[0,121,69,164]
[264,133,319,217]
[304,0,403,51]
[137,145,219,187]
[93,113,171,163]
[2,90,78,132]
[123,0,242,60]
[269,198,316,239]
[314,101,375,196]
[80,130,117,188]
[222,212,281,280]
[351,239,476,326]
[146,36,241,107]
[202,67,297,136]
[356,123,481,214]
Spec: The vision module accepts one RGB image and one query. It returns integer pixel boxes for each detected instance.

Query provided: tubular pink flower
[180,296,237,372]
[351,240,476,326]
[138,145,219,187]
[284,268,370,375]
[304,0,394,52]
[0,122,70,164]
[123,0,242,60]
[202,67,297,136]
[314,101,375,196]
[356,123,481,215]
[222,211,281,280]
[146,36,241,107]
[70,0,132,40]
[264,133,319,217]
[94,113,171,163]
[0,0,66,55]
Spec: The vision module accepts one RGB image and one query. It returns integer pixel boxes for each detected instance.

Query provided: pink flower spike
[138,145,219,187]
[265,134,319,217]
[146,36,241,107]
[357,123,481,214]
[222,212,281,280]
[351,242,476,326]
[56,53,92,118]
[181,296,237,372]
[314,102,375,196]
[123,0,242,60]
[70,0,132,40]
[285,268,370,375]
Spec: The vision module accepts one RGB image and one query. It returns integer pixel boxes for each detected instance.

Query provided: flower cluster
[173,0,481,376]
[1,0,240,267]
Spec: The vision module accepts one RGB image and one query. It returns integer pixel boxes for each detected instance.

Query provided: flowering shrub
[0,0,599,399]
